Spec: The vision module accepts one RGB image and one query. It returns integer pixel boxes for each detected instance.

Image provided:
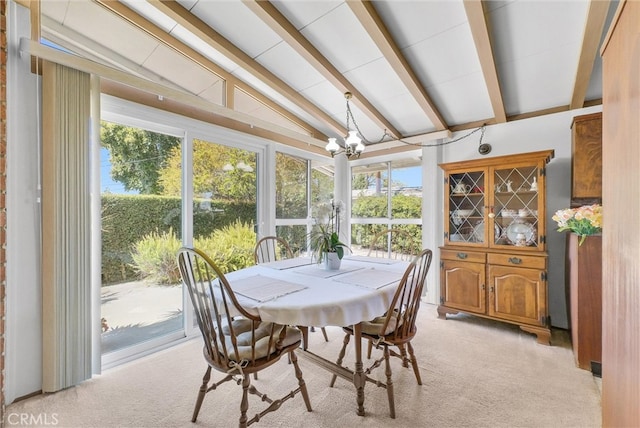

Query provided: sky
[393,167,422,188]
[100,147,132,194]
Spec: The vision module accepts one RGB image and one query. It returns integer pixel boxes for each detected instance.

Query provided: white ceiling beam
[570,0,610,109]
[40,16,187,93]
[143,0,345,137]
[242,0,402,139]
[20,38,328,150]
[95,1,233,82]
[463,0,506,124]
[346,0,447,131]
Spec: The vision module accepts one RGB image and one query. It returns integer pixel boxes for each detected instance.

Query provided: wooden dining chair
[329,248,433,419]
[254,236,294,264]
[367,228,420,261]
[365,228,421,358]
[177,247,312,427]
[254,236,329,342]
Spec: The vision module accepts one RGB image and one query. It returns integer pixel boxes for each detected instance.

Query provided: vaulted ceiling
[32,0,616,155]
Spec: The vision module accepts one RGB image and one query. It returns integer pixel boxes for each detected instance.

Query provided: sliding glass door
[97,95,284,368]
[190,138,258,269]
[100,121,186,365]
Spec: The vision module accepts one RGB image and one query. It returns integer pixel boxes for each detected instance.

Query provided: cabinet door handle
[508,257,522,264]
[456,252,467,259]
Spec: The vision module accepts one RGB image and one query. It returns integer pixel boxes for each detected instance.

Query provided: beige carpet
[6,304,601,427]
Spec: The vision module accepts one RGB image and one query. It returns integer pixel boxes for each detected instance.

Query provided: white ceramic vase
[323,252,341,270]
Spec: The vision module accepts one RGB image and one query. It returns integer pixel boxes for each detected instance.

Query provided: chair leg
[321,327,329,342]
[367,340,373,359]
[290,350,312,411]
[398,343,409,368]
[383,345,395,419]
[239,374,250,428]
[311,326,329,342]
[192,366,211,422]
[329,333,351,387]
[407,342,422,385]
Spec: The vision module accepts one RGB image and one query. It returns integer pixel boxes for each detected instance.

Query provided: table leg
[353,322,365,416]
[299,326,309,350]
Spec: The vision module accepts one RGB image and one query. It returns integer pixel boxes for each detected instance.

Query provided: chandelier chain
[396,124,486,148]
[327,92,485,158]
[345,96,389,145]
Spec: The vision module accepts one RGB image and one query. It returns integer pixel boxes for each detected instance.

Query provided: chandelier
[325,92,377,159]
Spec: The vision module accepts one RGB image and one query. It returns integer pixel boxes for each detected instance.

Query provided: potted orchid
[309,200,350,269]
[552,204,603,245]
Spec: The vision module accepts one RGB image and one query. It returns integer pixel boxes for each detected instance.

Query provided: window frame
[348,151,424,251]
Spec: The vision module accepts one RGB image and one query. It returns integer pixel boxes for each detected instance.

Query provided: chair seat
[222,319,301,361]
[342,308,401,337]
[360,309,401,336]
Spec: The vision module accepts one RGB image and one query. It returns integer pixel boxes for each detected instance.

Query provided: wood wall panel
[0,0,7,418]
[601,0,640,425]
[571,112,602,205]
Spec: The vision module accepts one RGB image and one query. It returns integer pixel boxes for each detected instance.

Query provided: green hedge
[102,193,422,284]
[351,194,422,249]
[101,194,255,284]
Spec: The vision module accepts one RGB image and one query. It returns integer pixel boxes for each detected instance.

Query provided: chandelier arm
[325,91,391,159]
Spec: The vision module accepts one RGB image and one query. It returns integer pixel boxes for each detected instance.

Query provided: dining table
[221,254,410,416]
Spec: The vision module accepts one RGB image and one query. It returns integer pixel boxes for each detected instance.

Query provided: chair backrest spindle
[254,236,294,264]
[368,228,420,261]
[178,247,265,371]
[378,249,433,342]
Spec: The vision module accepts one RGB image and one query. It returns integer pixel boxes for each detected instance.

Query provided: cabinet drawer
[441,249,486,263]
[487,253,545,269]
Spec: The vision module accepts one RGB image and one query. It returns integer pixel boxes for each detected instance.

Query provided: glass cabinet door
[447,170,486,244]
[491,166,540,249]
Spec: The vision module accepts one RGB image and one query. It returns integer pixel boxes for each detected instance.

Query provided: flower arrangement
[552,204,602,245]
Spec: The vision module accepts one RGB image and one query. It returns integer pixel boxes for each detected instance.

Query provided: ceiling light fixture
[222,162,254,172]
[325,92,387,159]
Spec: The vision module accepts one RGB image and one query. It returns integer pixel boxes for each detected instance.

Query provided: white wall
[6,1,43,402]
[436,105,602,328]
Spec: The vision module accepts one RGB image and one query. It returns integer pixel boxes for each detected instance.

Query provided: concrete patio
[100,281,183,354]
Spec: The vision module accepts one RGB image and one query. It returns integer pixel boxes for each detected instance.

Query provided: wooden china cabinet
[438,150,554,345]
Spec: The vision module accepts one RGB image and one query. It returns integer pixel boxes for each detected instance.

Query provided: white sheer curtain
[41,60,92,392]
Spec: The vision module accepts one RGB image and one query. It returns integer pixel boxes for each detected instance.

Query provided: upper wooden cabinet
[441,150,554,252]
[571,113,602,205]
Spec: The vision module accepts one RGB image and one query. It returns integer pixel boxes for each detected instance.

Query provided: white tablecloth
[224,257,409,327]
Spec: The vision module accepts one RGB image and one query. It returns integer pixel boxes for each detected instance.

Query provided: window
[275,152,333,254]
[350,158,423,255]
